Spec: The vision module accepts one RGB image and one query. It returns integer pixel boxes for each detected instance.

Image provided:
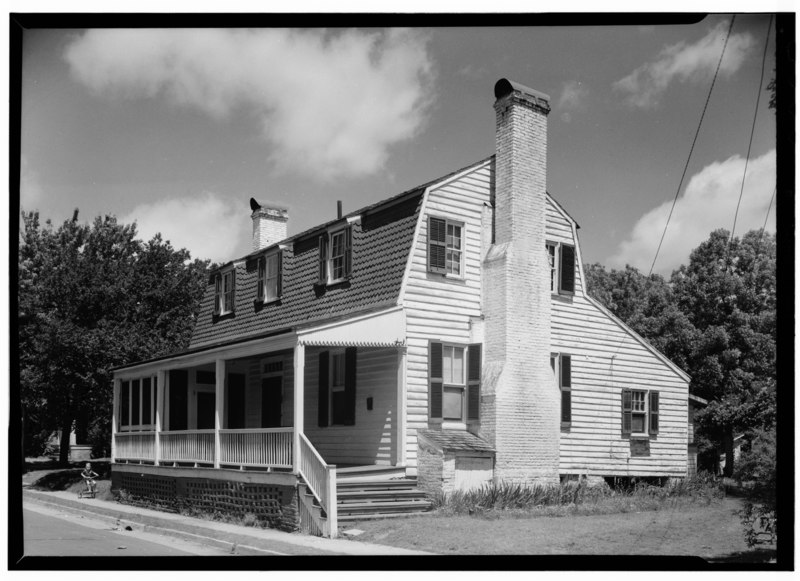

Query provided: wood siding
[546,197,689,477]
[303,346,398,466]
[401,162,494,473]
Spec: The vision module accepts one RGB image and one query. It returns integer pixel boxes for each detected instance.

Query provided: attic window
[214,269,235,316]
[257,251,282,303]
[546,241,575,295]
[428,217,463,277]
[318,226,353,285]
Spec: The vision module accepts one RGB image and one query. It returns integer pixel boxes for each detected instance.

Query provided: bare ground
[340,497,776,561]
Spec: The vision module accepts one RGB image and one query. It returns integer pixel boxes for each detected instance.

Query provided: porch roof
[297,306,405,348]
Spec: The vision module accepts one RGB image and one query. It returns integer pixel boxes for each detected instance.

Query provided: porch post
[215,359,226,469]
[293,342,305,474]
[396,347,407,466]
[155,370,165,465]
[111,378,120,463]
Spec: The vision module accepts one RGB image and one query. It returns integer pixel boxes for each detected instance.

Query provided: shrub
[733,428,776,547]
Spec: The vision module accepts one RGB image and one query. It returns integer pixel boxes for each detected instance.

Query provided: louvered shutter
[429,341,443,419]
[276,250,283,298]
[561,355,572,425]
[257,257,265,302]
[622,389,632,435]
[344,347,357,425]
[467,344,481,420]
[560,244,576,294]
[213,274,221,315]
[318,351,330,427]
[318,234,328,284]
[649,391,659,434]
[229,270,236,312]
[428,217,447,274]
[344,226,353,278]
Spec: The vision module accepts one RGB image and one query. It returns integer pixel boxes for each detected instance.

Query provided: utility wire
[648,15,736,277]
[729,14,774,248]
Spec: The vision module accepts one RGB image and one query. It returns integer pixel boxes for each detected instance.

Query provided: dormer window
[257,251,282,303]
[213,269,235,316]
[318,226,353,285]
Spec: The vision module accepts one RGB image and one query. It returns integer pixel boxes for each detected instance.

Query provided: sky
[17,14,778,276]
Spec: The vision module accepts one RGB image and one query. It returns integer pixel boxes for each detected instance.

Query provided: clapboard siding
[303,346,398,466]
[547,198,689,477]
[401,161,494,472]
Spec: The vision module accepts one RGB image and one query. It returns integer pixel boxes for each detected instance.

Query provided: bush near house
[733,428,777,546]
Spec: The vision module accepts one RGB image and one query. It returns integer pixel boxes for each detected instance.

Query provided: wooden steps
[335,477,432,521]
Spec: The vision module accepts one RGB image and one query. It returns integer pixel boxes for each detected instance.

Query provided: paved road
[23,505,237,557]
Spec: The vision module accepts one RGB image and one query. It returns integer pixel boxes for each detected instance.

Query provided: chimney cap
[494,78,550,103]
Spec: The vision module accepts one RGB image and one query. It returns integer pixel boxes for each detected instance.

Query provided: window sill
[442,421,467,430]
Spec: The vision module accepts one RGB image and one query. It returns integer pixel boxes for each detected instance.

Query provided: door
[196,392,215,430]
[261,376,283,428]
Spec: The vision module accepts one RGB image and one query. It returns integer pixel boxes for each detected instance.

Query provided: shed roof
[418,429,495,453]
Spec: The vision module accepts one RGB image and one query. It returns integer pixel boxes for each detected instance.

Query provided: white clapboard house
[111,79,692,537]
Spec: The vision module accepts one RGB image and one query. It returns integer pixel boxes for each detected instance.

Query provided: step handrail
[297,433,338,538]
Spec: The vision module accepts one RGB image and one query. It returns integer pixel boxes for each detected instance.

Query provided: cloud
[608,149,776,275]
[614,23,755,109]
[64,28,435,181]
[557,80,588,123]
[20,156,43,210]
[121,192,249,262]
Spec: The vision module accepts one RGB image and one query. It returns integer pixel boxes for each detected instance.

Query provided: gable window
[429,342,481,423]
[551,353,572,428]
[214,269,236,315]
[318,347,357,427]
[257,252,282,303]
[428,217,463,276]
[318,227,353,285]
[622,389,659,435]
[546,241,575,295]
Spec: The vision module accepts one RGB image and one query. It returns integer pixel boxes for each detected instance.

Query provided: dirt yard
[340,497,776,561]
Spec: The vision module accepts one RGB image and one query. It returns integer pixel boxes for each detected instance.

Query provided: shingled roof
[188,189,424,350]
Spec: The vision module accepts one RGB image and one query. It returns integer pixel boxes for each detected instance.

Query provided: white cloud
[121,192,249,262]
[20,156,43,210]
[557,80,588,123]
[614,23,755,109]
[609,149,776,275]
[64,28,435,181]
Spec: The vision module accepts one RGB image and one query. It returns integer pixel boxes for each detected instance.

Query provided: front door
[261,376,283,428]
[197,392,215,430]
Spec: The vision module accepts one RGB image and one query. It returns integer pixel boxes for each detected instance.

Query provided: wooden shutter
[428,217,447,274]
[318,351,329,427]
[467,344,481,421]
[649,391,659,434]
[276,250,283,298]
[230,270,236,311]
[344,347,357,425]
[318,234,328,284]
[560,244,575,294]
[213,274,221,315]
[622,389,632,435]
[344,227,353,278]
[561,354,572,426]
[429,341,443,419]
[257,258,265,302]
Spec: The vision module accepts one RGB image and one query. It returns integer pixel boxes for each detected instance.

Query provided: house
[110,78,691,537]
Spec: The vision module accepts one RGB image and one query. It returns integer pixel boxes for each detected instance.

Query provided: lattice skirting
[112,471,299,532]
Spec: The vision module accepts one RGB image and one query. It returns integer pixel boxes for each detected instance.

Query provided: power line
[729,15,774,248]
[648,15,736,277]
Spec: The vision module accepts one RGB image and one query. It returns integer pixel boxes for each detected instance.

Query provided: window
[318,348,357,427]
[214,269,236,315]
[318,227,353,285]
[429,342,481,423]
[545,241,575,295]
[119,375,157,431]
[428,217,464,276]
[330,352,346,425]
[551,353,572,428]
[257,252,282,303]
[622,389,659,435]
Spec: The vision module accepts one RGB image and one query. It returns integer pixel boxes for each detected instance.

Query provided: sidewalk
[22,487,433,556]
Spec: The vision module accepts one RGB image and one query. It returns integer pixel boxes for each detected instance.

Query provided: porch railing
[160,430,216,465]
[298,432,337,536]
[219,428,293,468]
[115,431,156,462]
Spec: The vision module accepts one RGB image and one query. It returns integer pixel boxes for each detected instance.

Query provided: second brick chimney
[482,78,559,484]
[250,199,289,252]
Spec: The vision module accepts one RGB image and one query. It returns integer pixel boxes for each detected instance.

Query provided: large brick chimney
[250,198,289,251]
[481,79,559,483]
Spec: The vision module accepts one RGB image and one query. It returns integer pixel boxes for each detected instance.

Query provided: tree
[18,210,210,463]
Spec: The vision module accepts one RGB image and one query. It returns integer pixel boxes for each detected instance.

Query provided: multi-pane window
[258,253,281,302]
[330,352,346,425]
[622,389,659,435]
[545,241,575,295]
[442,345,466,420]
[330,230,346,282]
[319,227,352,285]
[119,376,157,431]
[428,217,464,276]
[547,243,558,293]
[631,390,646,433]
[551,353,572,427]
[215,269,235,315]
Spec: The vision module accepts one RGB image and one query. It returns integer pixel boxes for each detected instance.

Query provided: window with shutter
[649,391,659,434]
[622,389,632,435]
[429,341,443,419]
[467,344,481,421]
[622,389,655,435]
[559,244,575,294]
[256,258,265,302]
[551,353,572,428]
[213,274,221,315]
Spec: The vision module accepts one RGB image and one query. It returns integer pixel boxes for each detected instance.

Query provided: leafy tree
[18,210,209,463]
